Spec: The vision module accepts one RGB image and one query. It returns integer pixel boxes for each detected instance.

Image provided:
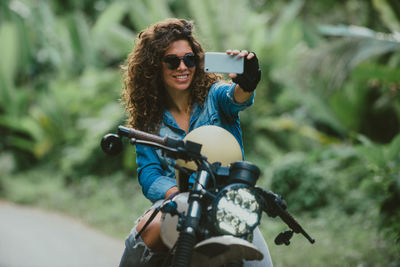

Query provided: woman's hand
[226,49,261,103]
[226,49,255,80]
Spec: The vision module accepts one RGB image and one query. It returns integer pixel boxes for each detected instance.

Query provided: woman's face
[162,39,196,94]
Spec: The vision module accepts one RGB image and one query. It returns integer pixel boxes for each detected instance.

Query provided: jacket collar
[162,102,202,132]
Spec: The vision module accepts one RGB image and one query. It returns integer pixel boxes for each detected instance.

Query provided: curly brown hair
[121,18,221,133]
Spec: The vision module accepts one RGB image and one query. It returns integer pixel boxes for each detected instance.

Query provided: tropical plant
[1,0,400,265]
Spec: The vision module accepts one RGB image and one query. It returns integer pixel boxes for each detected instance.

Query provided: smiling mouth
[174,74,189,80]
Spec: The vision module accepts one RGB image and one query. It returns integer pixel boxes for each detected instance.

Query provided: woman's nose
[177,60,188,70]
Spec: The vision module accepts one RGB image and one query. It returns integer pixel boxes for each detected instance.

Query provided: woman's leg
[119,225,169,267]
[135,210,169,252]
[119,201,168,267]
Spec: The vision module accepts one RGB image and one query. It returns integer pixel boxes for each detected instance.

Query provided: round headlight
[213,184,261,237]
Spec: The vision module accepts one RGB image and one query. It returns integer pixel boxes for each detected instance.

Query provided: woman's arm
[165,185,179,198]
[136,144,178,202]
[233,85,254,103]
[226,50,256,103]
[226,50,261,103]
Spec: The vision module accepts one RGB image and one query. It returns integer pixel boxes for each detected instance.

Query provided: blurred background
[0,0,399,266]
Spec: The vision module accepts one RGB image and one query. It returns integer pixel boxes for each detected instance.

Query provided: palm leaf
[127,0,152,31]
[187,0,221,50]
[373,0,400,33]
[0,22,18,90]
[147,0,173,23]
[67,11,97,69]
[299,24,400,92]
[92,1,135,59]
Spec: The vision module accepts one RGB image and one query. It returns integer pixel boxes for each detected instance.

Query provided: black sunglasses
[162,53,197,69]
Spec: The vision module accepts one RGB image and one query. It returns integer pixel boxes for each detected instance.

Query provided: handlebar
[256,187,315,244]
[118,126,168,145]
[102,126,203,163]
[277,207,315,244]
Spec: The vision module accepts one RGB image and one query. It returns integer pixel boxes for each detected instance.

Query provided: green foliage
[261,206,400,267]
[356,134,400,242]
[373,0,400,33]
[1,0,400,265]
[270,153,329,212]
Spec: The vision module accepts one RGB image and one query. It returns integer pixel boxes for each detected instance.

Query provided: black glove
[232,52,261,92]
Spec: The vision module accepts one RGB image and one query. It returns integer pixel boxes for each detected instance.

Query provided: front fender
[191,235,263,267]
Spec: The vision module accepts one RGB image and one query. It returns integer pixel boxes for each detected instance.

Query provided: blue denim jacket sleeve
[211,82,254,119]
[135,144,177,203]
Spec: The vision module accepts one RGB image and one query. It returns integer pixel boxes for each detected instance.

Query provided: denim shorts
[118,200,273,267]
[118,226,169,267]
[119,200,167,267]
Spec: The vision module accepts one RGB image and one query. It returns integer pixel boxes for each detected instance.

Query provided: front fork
[172,169,210,267]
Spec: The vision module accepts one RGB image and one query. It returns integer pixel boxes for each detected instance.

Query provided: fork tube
[172,169,210,267]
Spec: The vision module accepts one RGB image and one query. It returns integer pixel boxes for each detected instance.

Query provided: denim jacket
[135,82,254,202]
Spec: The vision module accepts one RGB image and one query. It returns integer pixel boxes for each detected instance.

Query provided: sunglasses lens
[163,53,196,69]
[183,54,196,68]
[163,55,180,69]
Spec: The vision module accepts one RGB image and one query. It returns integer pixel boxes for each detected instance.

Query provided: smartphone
[204,52,244,74]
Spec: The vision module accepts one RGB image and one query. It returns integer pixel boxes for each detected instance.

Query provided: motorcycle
[101,125,315,267]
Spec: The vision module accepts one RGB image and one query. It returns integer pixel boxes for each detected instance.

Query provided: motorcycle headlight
[213,184,261,237]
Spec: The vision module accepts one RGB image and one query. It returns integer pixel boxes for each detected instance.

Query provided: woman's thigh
[119,226,168,267]
[119,200,167,267]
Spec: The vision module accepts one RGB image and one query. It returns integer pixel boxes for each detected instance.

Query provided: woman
[119,18,272,267]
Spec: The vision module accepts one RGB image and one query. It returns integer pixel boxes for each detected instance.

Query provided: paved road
[0,201,125,267]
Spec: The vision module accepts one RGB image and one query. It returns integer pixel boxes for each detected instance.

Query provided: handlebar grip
[118,126,167,145]
[279,209,315,244]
